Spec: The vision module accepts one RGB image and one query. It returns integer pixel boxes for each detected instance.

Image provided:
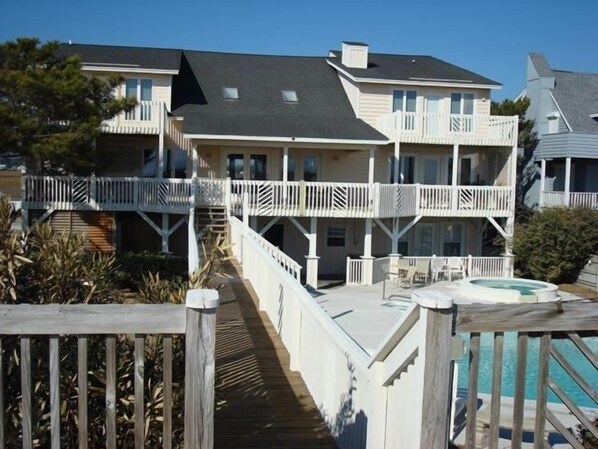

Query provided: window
[226,154,244,180]
[250,155,267,180]
[442,223,463,256]
[125,79,152,120]
[281,156,296,181]
[223,87,239,100]
[393,90,417,130]
[392,90,417,112]
[327,226,346,247]
[142,149,156,177]
[450,93,474,132]
[448,157,473,185]
[391,155,415,184]
[303,156,318,181]
[282,90,298,103]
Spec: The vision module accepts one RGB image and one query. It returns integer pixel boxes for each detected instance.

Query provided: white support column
[564,157,572,207]
[391,217,400,254]
[161,214,169,253]
[452,144,459,212]
[158,106,166,179]
[282,146,289,182]
[393,141,401,184]
[282,146,289,204]
[191,144,199,178]
[362,218,374,285]
[368,147,376,185]
[305,217,319,290]
[539,158,546,208]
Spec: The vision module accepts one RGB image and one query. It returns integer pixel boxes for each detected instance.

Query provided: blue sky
[1,0,596,100]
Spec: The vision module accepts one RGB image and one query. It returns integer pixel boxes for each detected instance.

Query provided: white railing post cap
[411,290,453,310]
[186,288,219,309]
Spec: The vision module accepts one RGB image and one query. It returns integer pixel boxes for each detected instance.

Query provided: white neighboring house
[521,52,598,210]
[17,41,519,286]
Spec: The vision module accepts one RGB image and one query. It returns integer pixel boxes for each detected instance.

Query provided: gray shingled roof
[529,53,554,78]
[57,43,181,72]
[171,51,387,141]
[552,70,598,133]
[327,50,500,86]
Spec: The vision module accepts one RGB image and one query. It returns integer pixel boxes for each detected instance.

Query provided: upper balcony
[101,101,164,135]
[22,177,514,219]
[376,112,518,147]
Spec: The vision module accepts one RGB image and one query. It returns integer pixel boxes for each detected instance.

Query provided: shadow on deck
[213,261,338,448]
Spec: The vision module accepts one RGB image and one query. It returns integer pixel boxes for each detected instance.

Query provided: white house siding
[338,73,360,116]
[85,71,173,111]
[357,84,492,128]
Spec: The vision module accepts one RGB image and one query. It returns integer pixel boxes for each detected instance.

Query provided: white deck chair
[447,257,465,281]
[414,258,430,283]
[431,257,446,283]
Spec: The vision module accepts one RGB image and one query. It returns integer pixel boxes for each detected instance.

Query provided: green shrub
[114,251,188,290]
[0,198,226,447]
[514,207,598,283]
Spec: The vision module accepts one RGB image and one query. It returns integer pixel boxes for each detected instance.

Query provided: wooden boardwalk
[213,262,337,448]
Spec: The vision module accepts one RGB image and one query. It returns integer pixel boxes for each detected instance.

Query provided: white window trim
[391,89,418,113]
[124,78,153,101]
[450,92,476,115]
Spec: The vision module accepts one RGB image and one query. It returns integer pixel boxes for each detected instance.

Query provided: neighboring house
[20,41,519,286]
[521,52,598,209]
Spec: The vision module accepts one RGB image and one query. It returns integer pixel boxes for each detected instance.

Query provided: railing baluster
[511,332,529,449]
[533,333,551,449]
[465,332,480,449]
[488,332,504,449]
[21,336,32,449]
[78,336,88,449]
[106,336,116,449]
[163,335,172,449]
[50,336,60,449]
[135,335,145,449]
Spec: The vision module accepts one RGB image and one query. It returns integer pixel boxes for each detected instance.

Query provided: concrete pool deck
[312,279,584,354]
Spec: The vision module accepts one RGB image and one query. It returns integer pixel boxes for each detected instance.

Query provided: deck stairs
[195,206,228,240]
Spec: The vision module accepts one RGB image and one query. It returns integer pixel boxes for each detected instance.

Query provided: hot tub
[456,278,559,303]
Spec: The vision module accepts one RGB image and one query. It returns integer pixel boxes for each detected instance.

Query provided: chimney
[341,41,369,69]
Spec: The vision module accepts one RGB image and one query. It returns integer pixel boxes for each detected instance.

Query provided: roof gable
[57,43,182,73]
[327,50,500,87]
[552,70,598,133]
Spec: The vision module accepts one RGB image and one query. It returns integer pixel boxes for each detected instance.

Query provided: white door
[415,224,435,256]
[425,94,442,136]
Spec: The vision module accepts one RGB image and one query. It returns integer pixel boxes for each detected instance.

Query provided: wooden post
[368,147,376,185]
[184,289,219,449]
[412,291,454,449]
[452,144,459,212]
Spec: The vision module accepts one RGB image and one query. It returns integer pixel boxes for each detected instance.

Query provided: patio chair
[397,266,417,287]
[413,258,430,283]
[431,257,446,283]
[447,257,465,281]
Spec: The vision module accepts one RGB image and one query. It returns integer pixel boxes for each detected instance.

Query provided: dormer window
[223,87,239,100]
[282,90,298,103]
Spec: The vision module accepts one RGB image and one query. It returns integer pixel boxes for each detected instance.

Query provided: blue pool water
[470,279,548,296]
[457,332,598,408]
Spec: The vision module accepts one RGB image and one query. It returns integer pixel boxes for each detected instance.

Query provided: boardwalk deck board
[213,262,337,449]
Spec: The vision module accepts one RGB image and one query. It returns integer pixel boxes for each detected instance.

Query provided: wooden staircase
[195,206,228,240]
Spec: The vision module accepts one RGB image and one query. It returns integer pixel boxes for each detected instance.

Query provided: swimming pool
[457,277,559,302]
[457,332,598,408]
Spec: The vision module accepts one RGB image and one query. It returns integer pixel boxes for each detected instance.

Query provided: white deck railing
[377,111,518,146]
[347,255,510,285]
[102,101,163,134]
[229,216,302,280]
[23,176,193,214]
[22,176,514,218]
[229,217,458,448]
[542,190,598,209]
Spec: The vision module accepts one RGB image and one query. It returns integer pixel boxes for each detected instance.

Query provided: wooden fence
[454,300,598,449]
[0,295,218,449]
